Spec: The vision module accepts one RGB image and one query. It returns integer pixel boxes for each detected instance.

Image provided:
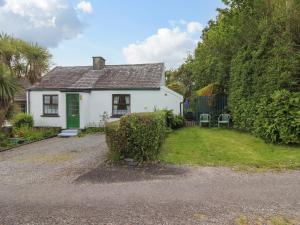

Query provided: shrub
[12,113,33,128]
[105,121,123,160]
[0,131,6,143]
[254,90,300,144]
[13,126,59,142]
[0,131,12,149]
[163,110,185,129]
[106,112,167,161]
[172,115,185,129]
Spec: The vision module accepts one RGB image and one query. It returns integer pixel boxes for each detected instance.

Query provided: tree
[0,34,51,84]
[165,56,196,100]
[0,34,51,124]
[0,64,19,125]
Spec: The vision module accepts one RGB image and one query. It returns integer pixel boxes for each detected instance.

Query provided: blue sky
[0,0,224,69]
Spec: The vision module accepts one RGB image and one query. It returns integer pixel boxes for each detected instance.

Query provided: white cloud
[0,0,91,47]
[187,21,203,34]
[123,21,203,69]
[77,0,92,14]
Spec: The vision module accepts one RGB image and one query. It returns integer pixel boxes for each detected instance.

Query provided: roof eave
[28,87,161,91]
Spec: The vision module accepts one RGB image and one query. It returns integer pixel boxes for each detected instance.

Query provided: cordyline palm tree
[0,33,51,84]
[0,64,20,126]
[24,43,50,84]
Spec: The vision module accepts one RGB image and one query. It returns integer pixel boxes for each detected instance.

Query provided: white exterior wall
[28,86,183,129]
[29,91,66,128]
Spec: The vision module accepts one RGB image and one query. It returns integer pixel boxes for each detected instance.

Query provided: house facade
[27,57,183,129]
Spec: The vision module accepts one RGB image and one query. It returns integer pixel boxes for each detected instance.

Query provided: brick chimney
[92,56,105,70]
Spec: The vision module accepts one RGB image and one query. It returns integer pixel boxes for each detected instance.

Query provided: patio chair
[199,114,211,127]
[218,114,231,127]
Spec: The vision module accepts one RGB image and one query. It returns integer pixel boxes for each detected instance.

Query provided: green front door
[66,94,80,128]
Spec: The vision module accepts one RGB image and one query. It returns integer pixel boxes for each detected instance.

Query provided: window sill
[41,114,60,117]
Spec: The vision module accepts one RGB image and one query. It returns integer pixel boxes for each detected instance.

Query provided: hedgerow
[254,90,300,144]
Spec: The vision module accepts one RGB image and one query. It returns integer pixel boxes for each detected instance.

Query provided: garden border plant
[0,113,60,152]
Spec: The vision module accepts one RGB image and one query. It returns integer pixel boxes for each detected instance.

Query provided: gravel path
[0,135,299,224]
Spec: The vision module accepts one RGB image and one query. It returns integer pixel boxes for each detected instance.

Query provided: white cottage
[27,57,183,129]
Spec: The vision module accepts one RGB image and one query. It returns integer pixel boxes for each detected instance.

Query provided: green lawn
[159,127,300,171]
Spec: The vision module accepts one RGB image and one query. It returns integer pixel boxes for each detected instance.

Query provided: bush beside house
[106,112,167,161]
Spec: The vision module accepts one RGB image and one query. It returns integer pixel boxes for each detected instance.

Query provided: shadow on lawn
[75,162,187,184]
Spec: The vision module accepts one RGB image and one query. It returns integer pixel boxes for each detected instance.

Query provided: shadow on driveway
[75,162,188,184]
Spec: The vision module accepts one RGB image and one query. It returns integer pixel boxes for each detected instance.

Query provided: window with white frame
[112,94,130,117]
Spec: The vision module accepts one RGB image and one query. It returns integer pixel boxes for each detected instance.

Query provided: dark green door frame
[66,93,80,129]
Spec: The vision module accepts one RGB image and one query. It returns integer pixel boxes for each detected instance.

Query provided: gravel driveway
[0,135,299,224]
[0,134,107,185]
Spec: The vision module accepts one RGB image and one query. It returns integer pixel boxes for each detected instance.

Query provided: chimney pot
[93,56,105,70]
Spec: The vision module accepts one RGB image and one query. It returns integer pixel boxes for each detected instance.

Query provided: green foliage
[12,113,33,129]
[163,110,185,130]
[106,112,167,161]
[0,34,50,125]
[172,115,185,129]
[79,127,105,137]
[0,131,13,149]
[105,121,123,161]
[5,103,21,120]
[0,131,6,143]
[254,90,300,144]
[13,126,59,142]
[0,64,20,125]
[0,34,51,83]
[172,0,300,144]
[167,81,185,96]
[0,64,20,102]
[165,56,196,100]
[196,83,224,96]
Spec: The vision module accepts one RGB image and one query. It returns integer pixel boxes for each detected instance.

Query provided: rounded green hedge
[106,112,167,161]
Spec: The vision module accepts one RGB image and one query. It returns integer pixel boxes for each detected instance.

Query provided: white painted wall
[28,86,183,129]
[29,91,66,128]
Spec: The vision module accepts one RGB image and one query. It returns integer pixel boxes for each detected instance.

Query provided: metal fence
[184,95,228,125]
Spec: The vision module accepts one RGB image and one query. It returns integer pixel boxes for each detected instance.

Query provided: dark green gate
[192,95,228,124]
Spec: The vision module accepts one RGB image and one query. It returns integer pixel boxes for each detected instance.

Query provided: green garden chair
[199,114,211,127]
[218,114,231,127]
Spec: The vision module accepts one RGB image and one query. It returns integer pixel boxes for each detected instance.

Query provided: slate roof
[30,63,165,90]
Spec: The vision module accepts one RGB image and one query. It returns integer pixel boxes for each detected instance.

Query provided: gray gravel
[0,135,299,224]
[0,134,106,185]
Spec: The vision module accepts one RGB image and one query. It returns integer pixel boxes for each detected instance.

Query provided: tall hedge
[170,0,300,144]
[106,112,166,161]
[254,90,300,144]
